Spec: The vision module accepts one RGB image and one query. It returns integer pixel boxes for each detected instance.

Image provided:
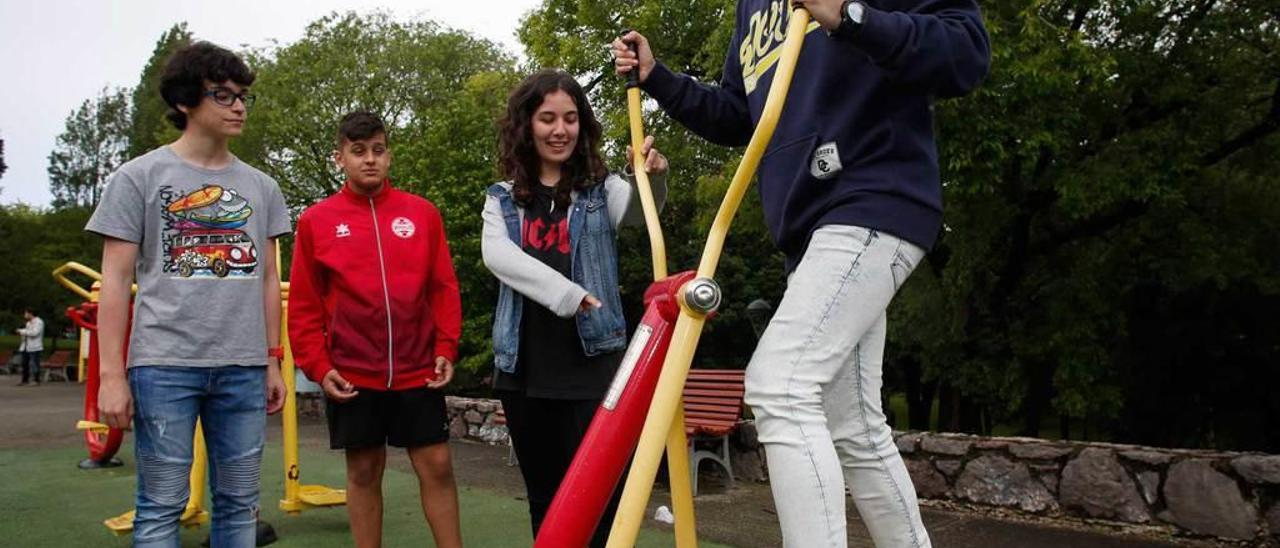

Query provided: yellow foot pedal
[180,506,210,528]
[103,510,135,535]
[77,420,110,433]
[104,506,208,534]
[298,485,347,507]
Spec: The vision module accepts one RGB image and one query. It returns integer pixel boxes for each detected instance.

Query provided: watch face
[847,1,865,23]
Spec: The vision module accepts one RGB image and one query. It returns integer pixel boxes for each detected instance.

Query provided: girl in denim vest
[480,69,669,547]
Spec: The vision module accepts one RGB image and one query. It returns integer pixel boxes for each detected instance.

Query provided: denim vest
[488,181,628,374]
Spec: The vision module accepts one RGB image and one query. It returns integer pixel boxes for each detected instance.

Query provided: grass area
[0,443,728,547]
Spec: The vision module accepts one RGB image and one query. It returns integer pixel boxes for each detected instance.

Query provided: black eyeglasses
[204,88,256,108]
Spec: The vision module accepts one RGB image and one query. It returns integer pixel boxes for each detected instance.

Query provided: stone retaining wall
[429,396,1279,543]
[888,431,1280,542]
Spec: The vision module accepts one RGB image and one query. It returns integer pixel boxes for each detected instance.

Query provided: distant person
[86,41,289,547]
[15,308,44,386]
[288,111,464,548]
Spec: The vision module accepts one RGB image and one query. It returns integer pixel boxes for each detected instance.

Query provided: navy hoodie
[642,0,990,271]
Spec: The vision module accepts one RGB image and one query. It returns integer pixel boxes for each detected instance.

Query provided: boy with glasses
[87,41,290,548]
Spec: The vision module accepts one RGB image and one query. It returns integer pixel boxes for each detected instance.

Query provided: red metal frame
[534,271,695,548]
[66,303,125,464]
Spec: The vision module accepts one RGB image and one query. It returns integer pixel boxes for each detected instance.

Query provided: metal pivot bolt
[682,277,722,315]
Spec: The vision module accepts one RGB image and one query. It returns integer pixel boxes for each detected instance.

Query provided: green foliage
[233,11,520,376]
[127,23,191,159]
[47,87,131,209]
[892,0,1280,445]
[0,205,100,339]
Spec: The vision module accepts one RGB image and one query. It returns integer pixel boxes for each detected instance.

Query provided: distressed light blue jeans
[130,365,266,548]
[745,225,931,548]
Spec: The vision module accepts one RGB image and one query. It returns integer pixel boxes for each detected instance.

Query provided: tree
[891,0,1280,446]
[235,11,520,378]
[127,23,191,159]
[0,204,100,342]
[517,0,1280,450]
[47,87,131,209]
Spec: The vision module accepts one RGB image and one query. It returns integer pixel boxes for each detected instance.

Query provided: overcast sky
[0,0,542,206]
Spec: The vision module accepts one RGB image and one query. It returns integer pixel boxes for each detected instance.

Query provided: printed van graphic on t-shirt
[160,184,259,279]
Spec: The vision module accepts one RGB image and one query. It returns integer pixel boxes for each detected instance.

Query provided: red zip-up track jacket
[288,181,461,391]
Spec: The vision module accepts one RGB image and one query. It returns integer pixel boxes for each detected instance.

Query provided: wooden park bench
[41,350,74,382]
[682,368,747,496]
[0,349,15,375]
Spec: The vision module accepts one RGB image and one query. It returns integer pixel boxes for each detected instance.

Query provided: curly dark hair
[160,41,255,130]
[498,69,607,209]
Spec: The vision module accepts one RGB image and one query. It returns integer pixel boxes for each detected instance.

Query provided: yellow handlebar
[52,262,103,301]
[76,420,110,433]
[695,10,810,279]
[627,87,669,280]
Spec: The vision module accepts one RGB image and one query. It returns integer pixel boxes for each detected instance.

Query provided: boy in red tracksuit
[287,111,463,548]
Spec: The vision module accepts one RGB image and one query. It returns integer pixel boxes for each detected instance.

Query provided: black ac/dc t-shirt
[494,184,622,399]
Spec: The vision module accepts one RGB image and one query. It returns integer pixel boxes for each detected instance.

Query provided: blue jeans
[130,365,267,548]
[745,226,930,548]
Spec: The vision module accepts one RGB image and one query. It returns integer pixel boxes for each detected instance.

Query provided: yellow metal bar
[275,243,304,513]
[628,68,697,546]
[608,314,707,547]
[280,306,303,513]
[607,9,811,547]
[627,87,668,280]
[694,17,808,279]
[76,420,110,433]
[665,407,697,547]
[182,420,211,527]
[274,249,343,512]
[51,261,101,301]
[80,282,102,383]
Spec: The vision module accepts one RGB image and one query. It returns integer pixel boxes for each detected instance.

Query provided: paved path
[0,379,1234,547]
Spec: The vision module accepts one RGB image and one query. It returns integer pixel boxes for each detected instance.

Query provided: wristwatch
[833,0,867,41]
[267,347,284,360]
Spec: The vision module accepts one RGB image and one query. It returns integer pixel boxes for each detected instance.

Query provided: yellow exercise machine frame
[608,7,811,546]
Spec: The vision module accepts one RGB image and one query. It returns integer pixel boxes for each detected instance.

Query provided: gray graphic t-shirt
[86,146,292,368]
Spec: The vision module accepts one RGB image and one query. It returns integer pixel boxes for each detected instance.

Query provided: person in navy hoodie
[613,1,989,546]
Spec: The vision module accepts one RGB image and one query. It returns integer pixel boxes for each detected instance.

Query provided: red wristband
[267,347,284,359]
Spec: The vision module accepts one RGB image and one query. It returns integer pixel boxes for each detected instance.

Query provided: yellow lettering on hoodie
[740,0,821,94]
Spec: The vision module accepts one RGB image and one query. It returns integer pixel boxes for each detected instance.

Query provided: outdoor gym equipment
[277,279,348,512]
[537,8,810,546]
[54,262,124,468]
[605,8,810,547]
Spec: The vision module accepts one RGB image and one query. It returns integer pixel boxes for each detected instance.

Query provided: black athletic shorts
[325,386,450,450]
